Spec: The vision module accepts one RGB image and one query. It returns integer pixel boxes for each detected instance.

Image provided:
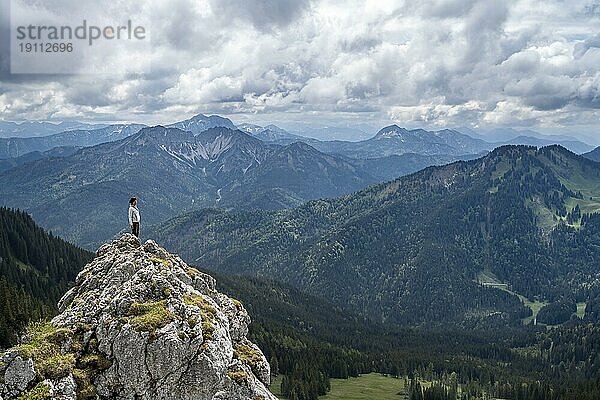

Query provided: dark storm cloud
[149,0,223,52]
[574,74,600,109]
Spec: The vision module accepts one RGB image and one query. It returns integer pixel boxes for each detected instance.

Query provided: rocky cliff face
[0,234,276,400]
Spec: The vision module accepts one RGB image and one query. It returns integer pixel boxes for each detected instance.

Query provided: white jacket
[128,206,140,225]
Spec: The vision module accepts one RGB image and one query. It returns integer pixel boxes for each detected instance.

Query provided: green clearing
[550,152,600,215]
[521,300,548,325]
[270,375,285,398]
[476,269,547,325]
[556,168,600,209]
[320,373,407,400]
[565,197,600,219]
[477,269,509,290]
[527,197,561,232]
[576,302,586,319]
[476,270,587,324]
[489,158,513,193]
[270,374,409,400]
[491,158,512,181]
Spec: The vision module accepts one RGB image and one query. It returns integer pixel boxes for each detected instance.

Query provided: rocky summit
[0,234,276,400]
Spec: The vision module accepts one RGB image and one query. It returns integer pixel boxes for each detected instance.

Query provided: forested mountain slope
[0,208,91,345]
[153,145,600,325]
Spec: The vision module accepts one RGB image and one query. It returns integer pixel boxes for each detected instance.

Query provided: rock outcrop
[0,234,276,400]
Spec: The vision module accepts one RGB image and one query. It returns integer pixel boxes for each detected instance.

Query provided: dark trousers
[132,222,140,237]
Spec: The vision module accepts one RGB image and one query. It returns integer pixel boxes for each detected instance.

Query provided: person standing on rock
[128,197,140,237]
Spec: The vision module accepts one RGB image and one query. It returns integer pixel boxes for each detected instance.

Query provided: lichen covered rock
[0,234,276,400]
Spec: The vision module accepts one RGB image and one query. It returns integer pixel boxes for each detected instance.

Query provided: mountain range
[151,145,600,326]
[305,125,488,158]
[1,114,594,163]
[0,146,82,173]
[1,112,598,251]
[236,122,595,158]
[0,120,107,138]
[0,124,145,159]
[1,126,443,248]
[458,126,593,144]
[1,116,595,251]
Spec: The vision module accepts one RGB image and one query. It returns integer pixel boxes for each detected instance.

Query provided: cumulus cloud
[574,33,600,58]
[0,0,599,136]
[208,0,311,29]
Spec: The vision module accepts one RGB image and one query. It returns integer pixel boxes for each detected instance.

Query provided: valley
[1,189,600,399]
[1,120,600,399]
[4,2,600,399]
[152,145,600,328]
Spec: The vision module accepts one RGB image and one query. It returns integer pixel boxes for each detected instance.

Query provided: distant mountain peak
[373,125,409,139]
[284,141,317,152]
[167,114,236,135]
[133,125,188,140]
[236,122,263,134]
[433,128,461,136]
[189,112,207,119]
[263,124,285,132]
[583,145,600,162]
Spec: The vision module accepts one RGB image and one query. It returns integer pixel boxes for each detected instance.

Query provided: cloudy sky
[1,0,599,140]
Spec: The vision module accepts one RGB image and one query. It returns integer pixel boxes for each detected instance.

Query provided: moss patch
[37,354,76,380]
[188,317,198,329]
[228,369,249,385]
[72,367,97,399]
[183,294,216,341]
[233,343,263,377]
[79,353,111,370]
[16,381,52,400]
[17,321,75,380]
[72,341,111,399]
[71,352,112,400]
[231,298,243,309]
[149,256,171,268]
[127,300,176,333]
[15,321,112,400]
[186,267,200,278]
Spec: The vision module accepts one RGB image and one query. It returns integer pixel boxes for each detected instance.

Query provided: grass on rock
[183,294,216,340]
[127,300,176,333]
[17,321,75,380]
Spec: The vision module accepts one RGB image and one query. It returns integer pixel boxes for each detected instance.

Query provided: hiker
[128,197,140,237]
